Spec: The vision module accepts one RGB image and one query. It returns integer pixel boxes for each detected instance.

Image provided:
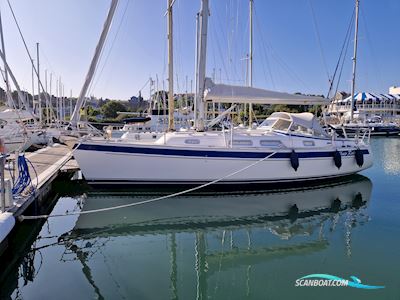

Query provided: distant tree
[87,106,101,117]
[308,105,322,116]
[101,100,128,118]
[98,97,106,107]
[0,87,5,103]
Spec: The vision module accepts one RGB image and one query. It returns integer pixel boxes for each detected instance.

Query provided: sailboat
[73,0,372,186]
[328,0,400,137]
[0,7,61,152]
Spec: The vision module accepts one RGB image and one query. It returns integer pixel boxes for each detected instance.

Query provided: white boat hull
[74,141,373,184]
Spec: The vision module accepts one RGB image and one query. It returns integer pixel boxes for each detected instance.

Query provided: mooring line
[19,151,278,220]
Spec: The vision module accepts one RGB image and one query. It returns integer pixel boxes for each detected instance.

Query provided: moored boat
[74,112,372,185]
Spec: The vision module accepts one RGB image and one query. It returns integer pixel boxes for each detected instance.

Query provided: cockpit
[258,112,329,138]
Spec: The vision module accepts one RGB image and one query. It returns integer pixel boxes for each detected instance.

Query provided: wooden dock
[0,143,79,254]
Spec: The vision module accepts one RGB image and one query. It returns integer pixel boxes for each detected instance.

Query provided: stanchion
[0,154,6,212]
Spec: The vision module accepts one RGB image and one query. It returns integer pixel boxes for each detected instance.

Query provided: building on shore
[389,86,400,94]
[327,89,400,121]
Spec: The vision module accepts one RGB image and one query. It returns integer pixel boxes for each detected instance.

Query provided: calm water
[1,138,400,300]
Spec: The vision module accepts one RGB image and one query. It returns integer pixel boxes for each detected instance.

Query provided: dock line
[19,151,278,220]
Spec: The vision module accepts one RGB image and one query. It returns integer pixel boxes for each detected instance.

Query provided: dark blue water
[1,138,399,299]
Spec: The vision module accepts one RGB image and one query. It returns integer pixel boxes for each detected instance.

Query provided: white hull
[74,141,372,184]
[74,112,373,185]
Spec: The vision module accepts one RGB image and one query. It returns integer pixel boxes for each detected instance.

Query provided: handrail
[0,153,9,212]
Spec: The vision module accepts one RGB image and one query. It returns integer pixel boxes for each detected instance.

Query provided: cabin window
[260,140,283,148]
[272,119,291,131]
[290,124,312,135]
[258,118,276,127]
[185,139,200,145]
[231,140,253,146]
[303,140,315,147]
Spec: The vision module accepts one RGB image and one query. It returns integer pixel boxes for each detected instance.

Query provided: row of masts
[32,49,73,124]
[0,0,361,130]
[0,2,74,126]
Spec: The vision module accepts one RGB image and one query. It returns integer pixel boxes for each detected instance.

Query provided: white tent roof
[269,112,325,132]
[203,78,328,105]
[339,92,400,103]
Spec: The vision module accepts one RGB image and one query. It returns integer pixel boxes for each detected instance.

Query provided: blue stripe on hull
[77,143,369,159]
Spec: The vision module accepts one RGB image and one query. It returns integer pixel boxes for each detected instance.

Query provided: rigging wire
[308,0,331,84]
[40,47,56,77]
[328,8,355,98]
[139,78,150,93]
[211,0,233,82]
[253,7,275,90]
[360,6,384,91]
[253,7,309,91]
[210,22,230,82]
[6,0,52,115]
[334,33,352,98]
[227,0,241,83]
[88,0,130,96]
[332,10,355,98]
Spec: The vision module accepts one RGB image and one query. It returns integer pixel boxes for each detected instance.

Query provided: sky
[0,0,399,100]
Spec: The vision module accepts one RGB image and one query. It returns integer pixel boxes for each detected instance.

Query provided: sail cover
[203,78,329,105]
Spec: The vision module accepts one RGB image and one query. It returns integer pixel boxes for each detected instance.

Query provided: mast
[350,0,360,121]
[70,89,73,118]
[56,77,59,121]
[31,61,35,110]
[62,82,65,121]
[49,73,52,121]
[195,0,209,131]
[36,43,42,123]
[194,12,199,128]
[45,69,49,123]
[0,48,34,115]
[167,0,175,131]
[248,0,253,128]
[70,0,118,127]
[0,8,13,108]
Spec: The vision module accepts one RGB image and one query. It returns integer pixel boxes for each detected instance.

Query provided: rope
[19,151,278,220]
[25,157,39,190]
[12,154,32,195]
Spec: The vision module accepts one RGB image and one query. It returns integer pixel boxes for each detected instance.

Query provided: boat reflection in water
[59,175,372,299]
[73,175,371,234]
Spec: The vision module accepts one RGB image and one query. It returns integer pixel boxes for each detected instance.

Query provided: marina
[0,137,399,299]
[0,0,399,299]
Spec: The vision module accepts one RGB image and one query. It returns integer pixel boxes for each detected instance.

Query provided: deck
[0,143,78,252]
